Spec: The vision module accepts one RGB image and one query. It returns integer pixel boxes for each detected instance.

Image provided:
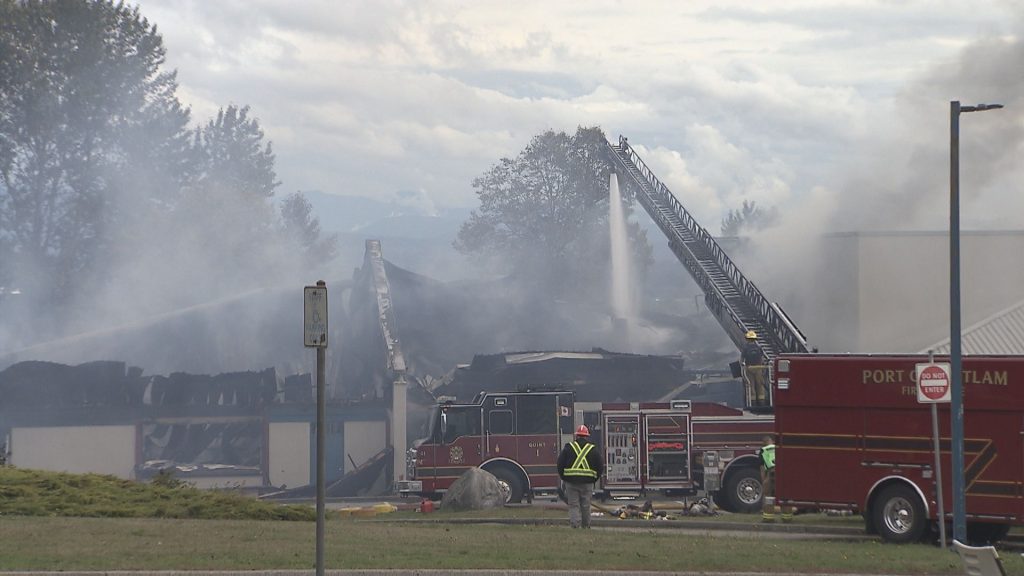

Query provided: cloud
[136,0,1020,219]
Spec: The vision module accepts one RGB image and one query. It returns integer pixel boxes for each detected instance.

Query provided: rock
[440,468,504,511]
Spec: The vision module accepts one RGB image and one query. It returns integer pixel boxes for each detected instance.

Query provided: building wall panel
[10,425,135,478]
[268,421,310,489]
[344,420,387,473]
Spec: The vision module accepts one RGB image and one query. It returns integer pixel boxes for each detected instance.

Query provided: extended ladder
[605,136,808,368]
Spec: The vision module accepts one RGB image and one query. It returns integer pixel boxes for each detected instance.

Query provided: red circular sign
[919,365,950,400]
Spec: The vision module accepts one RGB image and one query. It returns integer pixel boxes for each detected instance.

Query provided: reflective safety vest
[760,444,776,470]
[564,441,598,479]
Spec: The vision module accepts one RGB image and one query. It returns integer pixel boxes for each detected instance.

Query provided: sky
[136,0,1024,233]
[4,0,1024,385]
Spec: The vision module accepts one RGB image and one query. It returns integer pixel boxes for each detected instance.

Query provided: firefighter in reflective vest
[557,424,605,529]
[758,435,793,522]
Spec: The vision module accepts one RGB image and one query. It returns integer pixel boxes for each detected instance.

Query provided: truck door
[1020,417,1024,519]
[483,395,516,462]
[558,393,574,444]
[440,405,482,473]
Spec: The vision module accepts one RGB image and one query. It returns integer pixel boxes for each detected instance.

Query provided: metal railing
[607,136,807,357]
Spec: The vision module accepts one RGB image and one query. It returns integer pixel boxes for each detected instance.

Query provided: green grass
[0,466,1019,574]
[0,466,314,520]
[0,515,994,573]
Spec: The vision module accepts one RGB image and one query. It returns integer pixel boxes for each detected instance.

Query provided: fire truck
[397,136,808,511]
[400,389,774,511]
[773,354,1023,544]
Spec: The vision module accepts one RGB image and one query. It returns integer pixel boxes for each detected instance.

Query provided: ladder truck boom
[605,136,808,409]
[364,240,410,492]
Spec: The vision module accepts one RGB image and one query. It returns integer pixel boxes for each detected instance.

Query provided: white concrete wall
[10,425,136,478]
[267,421,310,489]
[791,231,1024,353]
[344,420,387,473]
[856,232,1024,353]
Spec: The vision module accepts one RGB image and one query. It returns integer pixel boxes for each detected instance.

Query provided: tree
[455,126,651,303]
[279,191,338,266]
[0,0,191,334]
[174,104,281,287]
[191,105,278,202]
[720,200,778,236]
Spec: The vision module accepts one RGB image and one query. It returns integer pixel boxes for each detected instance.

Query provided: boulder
[440,468,504,511]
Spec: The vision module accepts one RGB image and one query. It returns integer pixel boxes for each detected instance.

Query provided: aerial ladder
[363,239,409,489]
[605,136,809,410]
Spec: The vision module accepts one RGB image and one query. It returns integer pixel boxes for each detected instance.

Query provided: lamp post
[949,100,1003,544]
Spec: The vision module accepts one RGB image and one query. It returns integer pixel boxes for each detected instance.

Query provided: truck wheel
[722,467,762,513]
[488,466,524,504]
[871,484,926,543]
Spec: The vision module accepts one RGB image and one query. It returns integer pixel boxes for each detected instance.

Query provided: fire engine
[400,389,774,511]
[396,136,808,512]
[773,354,1023,544]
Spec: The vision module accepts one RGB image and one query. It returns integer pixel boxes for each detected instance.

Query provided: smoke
[0,171,333,376]
[7,5,1022,380]
[741,24,1024,352]
[829,38,1024,232]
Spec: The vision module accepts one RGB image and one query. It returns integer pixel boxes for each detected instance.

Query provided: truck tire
[721,467,762,513]
[487,466,524,504]
[871,484,926,543]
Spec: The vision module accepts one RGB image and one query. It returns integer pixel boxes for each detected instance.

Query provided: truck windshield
[425,406,442,444]
[440,406,481,444]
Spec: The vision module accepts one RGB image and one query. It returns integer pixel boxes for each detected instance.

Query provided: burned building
[0,360,389,493]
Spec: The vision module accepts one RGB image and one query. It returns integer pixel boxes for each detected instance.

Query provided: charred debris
[0,247,737,495]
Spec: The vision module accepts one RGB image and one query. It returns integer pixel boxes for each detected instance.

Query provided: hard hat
[745,330,757,340]
[575,424,590,437]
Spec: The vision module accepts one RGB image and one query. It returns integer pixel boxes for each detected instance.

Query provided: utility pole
[948,101,1003,544]
[304,281,328,576]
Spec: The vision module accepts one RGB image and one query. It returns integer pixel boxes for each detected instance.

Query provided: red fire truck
[399,389,773,511]
[773,354,1023,544]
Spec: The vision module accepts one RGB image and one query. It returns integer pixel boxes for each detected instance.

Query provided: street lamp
[949,100,1003,544]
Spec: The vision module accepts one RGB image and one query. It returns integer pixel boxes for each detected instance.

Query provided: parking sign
[304,284,328,347]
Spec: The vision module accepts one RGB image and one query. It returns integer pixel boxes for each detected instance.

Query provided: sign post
[304,281,328,576]
[917,362,952,403]
[916,359,951,548]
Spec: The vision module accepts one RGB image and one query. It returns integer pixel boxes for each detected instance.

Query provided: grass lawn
[0,466,1018,574]
[0,512,1012,574]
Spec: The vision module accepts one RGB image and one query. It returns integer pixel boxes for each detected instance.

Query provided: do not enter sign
[915,363,951,403]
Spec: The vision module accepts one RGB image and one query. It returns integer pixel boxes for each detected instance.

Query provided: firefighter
[557,424,605,529]
[758,434,792,523]
[742,330,768,406]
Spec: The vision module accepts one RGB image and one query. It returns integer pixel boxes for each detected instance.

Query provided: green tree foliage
[455,126,651,302]
[170,104,288,289]
[0,0,191,307]
[188,106,278,239]
[191,105,279,203]
[720,199,778,236]
[279,191,338,265]
[0,1,336,346]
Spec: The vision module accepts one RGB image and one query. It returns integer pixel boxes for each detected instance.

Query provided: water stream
[609,173,634,348]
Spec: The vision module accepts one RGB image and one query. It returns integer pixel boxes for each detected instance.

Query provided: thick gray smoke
[741,25,1024,352]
